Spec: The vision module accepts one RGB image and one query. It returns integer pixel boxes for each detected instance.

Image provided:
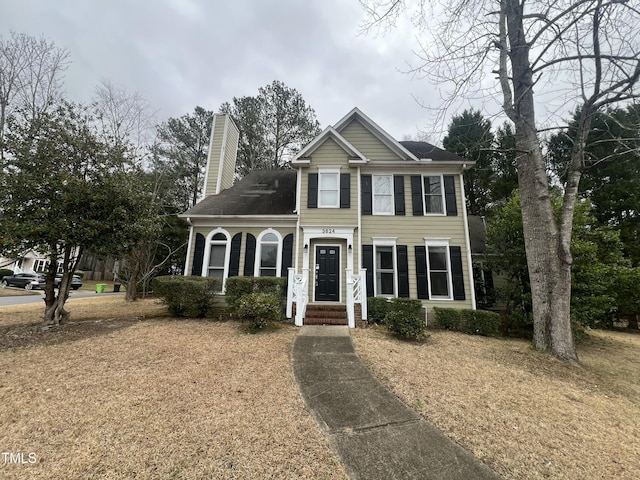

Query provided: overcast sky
[2,0,467,142]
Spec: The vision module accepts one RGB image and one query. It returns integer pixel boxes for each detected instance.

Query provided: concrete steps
[304,303,348,326]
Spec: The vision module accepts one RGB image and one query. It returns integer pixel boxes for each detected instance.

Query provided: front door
[315,246,340,302]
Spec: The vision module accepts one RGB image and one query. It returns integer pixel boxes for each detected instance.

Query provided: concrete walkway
[292,326,501,480]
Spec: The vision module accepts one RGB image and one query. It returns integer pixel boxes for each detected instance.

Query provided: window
[257,232,279,277]
[375,245,395,296]
[423,175,444,214]
[319,171,339,207]
[207,232,227,291]
[33,259,48,272]
[426,244,451,299]
[373,175,393,214]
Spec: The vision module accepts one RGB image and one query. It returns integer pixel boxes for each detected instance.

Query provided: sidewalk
[292,326,501,480]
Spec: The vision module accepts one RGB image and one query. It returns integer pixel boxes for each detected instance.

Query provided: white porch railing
[346,268,367,327]
[287,267,309,327]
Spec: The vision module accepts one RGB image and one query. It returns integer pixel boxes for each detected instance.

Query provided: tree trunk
[504,0,578,363]
[125,250,141,301]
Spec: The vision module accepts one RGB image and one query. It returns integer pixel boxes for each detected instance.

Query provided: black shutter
[444,175,458,216]
[397,245,409,297]
[340,173,350,208]
[450,246,466,300]
[228,233,242,277]
[411,175,423,216]
[192,233,205,276]
[307,173,318,208]
[394,175,405,216]
[415,245,429,299]
[362,244,374,298]
[281,234,294,277]
[361,174,372,215]
[244,233,256,276]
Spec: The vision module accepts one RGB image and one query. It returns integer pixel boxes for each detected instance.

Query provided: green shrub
[225,277,287,312]
[385,298,426,340]
[236,293,283,331]
[433,307,501,336]
[152,275,221,317]
[367,297,391,324]
[0,268,14,279]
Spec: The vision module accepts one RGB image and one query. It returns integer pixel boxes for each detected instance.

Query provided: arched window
[203,230,230,291]
[256,230,281,277]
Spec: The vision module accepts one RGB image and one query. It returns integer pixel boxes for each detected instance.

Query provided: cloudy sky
[1,0,467,142]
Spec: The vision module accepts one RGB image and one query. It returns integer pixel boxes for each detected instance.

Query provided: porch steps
[304,304,348,326]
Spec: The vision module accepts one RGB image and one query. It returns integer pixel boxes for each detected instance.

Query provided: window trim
[202,228,231,291]
[422,174,446,216]
[424,239,453,300]
[373,237,398,298]
[254,229,283,277]
[318,168,340,208]
[372,174,394,215]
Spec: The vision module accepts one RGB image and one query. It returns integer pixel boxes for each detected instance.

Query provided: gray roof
[400,141,467,162]
[183,170,297,216]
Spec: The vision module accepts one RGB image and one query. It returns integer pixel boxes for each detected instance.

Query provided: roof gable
[333,107,419,161]
[292,126,366,164]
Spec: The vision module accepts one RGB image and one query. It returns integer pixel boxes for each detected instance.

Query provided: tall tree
[362,0,640,363]
[442,109,494,215]
[0,32,70,161]
[153,106,213,210]
[220,80,321,177]
[547,105,640,265]
[0,102,144,326]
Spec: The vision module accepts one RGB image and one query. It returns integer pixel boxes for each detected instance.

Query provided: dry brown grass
[352,327,640,480]
[0,302,347,479]
[0,296,166,329]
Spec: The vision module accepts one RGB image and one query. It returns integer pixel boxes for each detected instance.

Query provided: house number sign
[322,228,336,234]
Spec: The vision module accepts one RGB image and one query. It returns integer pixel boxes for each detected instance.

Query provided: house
[0,250,58,274]
[180,108,476,327]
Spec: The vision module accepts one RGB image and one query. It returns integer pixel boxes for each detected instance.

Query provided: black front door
[315,246,340,302]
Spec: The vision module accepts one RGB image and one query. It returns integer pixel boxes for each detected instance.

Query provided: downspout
[460,171,476,309]
[294,167,302,271]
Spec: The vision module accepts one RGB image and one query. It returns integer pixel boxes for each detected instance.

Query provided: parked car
[54,274,83,290]
[1,273,46,290]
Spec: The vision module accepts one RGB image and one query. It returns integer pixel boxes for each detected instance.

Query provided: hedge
[236,292,283,331]
[152,275,221,318]
[367,297,391,324]
[225,277,287,312]
[432,307,501,336]
[384,298,426,340]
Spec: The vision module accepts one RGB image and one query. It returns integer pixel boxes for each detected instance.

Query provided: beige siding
[339,119,403,161]
[188,225,295,278]
[219,117,239,191]
[360,173,474,309]
[203,115,228,196]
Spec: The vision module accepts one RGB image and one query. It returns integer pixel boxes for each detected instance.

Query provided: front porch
[286,268,368,328]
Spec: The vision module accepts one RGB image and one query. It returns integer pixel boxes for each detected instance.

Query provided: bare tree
[361,0,640,363]
[0,32,70,160]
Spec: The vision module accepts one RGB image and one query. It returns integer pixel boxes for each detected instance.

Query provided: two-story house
[180,108,476,327]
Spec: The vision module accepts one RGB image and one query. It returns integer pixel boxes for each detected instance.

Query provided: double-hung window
[257,232,279,277]
[208,232,228,291]
[426,242,452,299]
[423,175,444,214]
[373,238,397,297]
[373,175,393,215]
[318,170,339,208]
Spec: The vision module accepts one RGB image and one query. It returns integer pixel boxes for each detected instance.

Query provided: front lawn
[0,298,347,479]
[352,327,640,480]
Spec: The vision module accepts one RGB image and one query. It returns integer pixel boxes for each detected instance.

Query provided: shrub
[367,297,391,324]
[225,277,287,312]
[0,268,14,279]
[433,307,501,336]
[152,275,221,317]
[236,292,283,331]
[385,298,426,340]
